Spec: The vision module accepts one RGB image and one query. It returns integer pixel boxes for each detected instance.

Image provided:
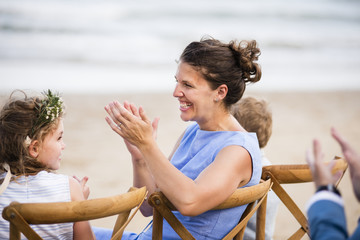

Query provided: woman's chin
[180,114,192,122]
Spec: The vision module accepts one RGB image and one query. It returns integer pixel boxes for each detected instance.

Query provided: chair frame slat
[259,158,348,240]
[149,179,272,240]
[2,187,147,240]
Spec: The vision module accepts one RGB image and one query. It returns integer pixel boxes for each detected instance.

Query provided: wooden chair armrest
[212,179,271,210]
[148,179,272,212]
[2,186,147,224]
[262,157,347,184]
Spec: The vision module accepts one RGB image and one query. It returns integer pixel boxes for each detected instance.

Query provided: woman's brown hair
[180,36,262,108]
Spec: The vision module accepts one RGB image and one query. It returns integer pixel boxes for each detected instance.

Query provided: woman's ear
[28,140,40,158]
[216,84,228,101]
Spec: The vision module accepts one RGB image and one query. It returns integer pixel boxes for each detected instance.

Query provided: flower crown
[31,90,64,135]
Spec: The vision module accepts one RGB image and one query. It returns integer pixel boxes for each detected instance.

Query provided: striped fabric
[0,171,73,240]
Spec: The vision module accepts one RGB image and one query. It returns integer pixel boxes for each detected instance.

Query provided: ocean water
[0,0,360,93]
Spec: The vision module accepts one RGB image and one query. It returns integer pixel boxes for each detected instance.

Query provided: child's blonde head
[0,90,64,176]
[232,97,272,148]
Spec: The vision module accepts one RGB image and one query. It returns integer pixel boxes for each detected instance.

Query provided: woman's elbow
[176,203,204,217]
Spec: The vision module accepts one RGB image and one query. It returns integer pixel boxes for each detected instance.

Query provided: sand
[1,90,359,239]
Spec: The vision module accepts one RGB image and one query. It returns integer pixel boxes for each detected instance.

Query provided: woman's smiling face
[173,61,218,126]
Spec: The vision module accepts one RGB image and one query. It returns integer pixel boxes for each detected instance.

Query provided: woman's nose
[173,83,183,98]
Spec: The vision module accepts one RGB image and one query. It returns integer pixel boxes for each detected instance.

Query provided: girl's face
[173,61,218,127]
[37,119,66,170]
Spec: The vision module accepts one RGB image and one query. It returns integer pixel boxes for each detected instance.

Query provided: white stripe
[0,171,73,239]
[306,190,344,212]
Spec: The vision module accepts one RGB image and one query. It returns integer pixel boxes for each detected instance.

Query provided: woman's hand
[105,101,159,150]
[122,102,160,161]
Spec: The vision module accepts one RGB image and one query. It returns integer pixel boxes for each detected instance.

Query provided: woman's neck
[198,112,245,132]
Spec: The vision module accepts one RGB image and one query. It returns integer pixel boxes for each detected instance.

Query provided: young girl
[0,90,94,240]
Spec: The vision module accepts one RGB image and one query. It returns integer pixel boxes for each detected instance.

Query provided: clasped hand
[104,101,159,150]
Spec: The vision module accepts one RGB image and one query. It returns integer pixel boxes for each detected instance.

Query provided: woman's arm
[140,141,252,216]
[114,101,160,216]
[69,177,95,240]
[105,101,252,216]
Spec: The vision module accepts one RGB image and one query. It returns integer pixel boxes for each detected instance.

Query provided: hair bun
[228,40,262,84]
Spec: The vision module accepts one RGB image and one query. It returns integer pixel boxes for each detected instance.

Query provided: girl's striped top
[0,171,73,240]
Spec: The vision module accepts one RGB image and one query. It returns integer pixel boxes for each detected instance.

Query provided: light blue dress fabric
[94,122,262,240]
[92,227,139,240]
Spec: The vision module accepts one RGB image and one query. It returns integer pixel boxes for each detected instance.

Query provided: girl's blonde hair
[0,90,64,177]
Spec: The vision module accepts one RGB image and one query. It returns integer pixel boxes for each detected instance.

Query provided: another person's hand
[331,127,360,201]
[73,176,90,199]
[306,139,341,188]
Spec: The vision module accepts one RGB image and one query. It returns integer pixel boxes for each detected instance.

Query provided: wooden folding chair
[2,186,147,240]
[257,157,348,240]
[148,179,272,240]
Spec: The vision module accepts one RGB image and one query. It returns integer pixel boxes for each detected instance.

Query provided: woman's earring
[214,98,219,102]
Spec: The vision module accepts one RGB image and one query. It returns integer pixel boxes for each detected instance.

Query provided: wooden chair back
[2,186,147,240]
[148,179,272,240]
[257,157,348,240]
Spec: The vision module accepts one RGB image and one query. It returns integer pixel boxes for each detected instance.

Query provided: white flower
[24,136,32,146]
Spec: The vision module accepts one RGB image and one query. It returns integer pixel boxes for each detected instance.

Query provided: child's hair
[0,90,64,177]
[232,97,272,148]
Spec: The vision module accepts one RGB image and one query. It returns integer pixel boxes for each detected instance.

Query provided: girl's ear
[28,140,40,158]
[216,84,228,101]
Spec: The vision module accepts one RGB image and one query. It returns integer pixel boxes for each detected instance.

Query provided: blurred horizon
[1,0,360,93]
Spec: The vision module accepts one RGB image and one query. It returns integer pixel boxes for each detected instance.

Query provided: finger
[152,117,160,130]
[313,139,324,164]
[113,101,135,124]
[332,170,343,184]
[80,176,89,187]
[104,104,114,120]
[108,101,133,129]
[343,149,358,167]
[327,159,337,172]
[331,127,350,151]
[306,148,316,174]
[152,117,160,139]
[105,116,124,137]
[130,103,140,118]
[139,106,151,123]
[73,175,80,182]
[331,127,357,165]
[111,101,127,122]
[306,148,314,165]
[123,101,132,113]
[105,103,123,127]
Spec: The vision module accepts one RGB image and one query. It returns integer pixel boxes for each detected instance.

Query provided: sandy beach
[1,90,359,239]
